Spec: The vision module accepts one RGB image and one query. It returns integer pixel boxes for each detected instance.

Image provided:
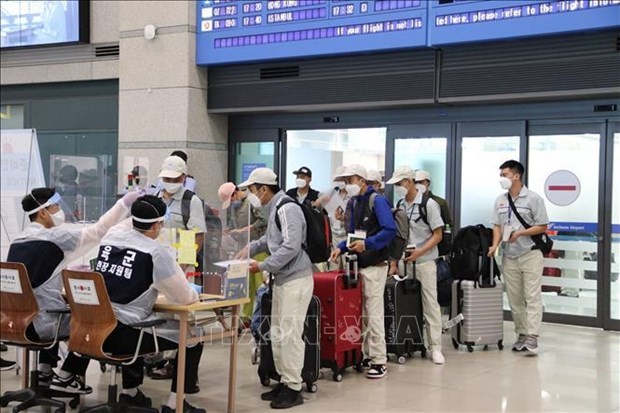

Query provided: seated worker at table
[7,187,141,393]
[97,195,204,413]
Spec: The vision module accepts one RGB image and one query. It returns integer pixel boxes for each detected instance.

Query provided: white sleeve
[151,247,198,305]
[187,196,207,233]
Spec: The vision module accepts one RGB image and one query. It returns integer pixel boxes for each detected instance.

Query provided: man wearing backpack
[387,165,446,365]
[488,160,549,355]
[414,169,453,231]
[329,164,397,379]
[240,167,313,409]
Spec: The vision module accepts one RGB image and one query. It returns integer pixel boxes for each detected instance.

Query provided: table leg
[176,312,188,413]
[21,348,29,388]
[227,305,240,413]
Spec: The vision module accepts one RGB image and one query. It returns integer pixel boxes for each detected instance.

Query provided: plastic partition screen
[1,0,90,49]
[196,0,620,65]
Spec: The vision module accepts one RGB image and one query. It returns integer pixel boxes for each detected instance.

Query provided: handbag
[506,194,553,254]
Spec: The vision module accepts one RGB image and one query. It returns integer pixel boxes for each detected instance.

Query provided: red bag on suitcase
[313,254,364,381]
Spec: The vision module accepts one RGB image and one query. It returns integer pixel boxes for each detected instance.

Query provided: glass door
[528,122,603,325]
[605,122,620,330]
[230,129,280,185]
[386,123,452,204]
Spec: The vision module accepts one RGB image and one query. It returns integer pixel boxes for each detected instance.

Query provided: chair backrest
[0,261,40,345]
[61,269,118,360]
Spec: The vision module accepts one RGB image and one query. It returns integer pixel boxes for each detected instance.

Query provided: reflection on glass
[394,138,447,197]
[235,142,275,184]
[611,134,620,321]
[460,136,519,227]
[529,133,600,317]
[0,105,25,130]
[286,128,386,193]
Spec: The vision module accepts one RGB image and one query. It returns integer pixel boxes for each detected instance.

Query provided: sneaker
[119,389,152,408]
[431,350,445,365]
[361,358,371,369]
[512,334,527,352]
[0,358,16,371]
[261,383,285,401]
[270,386,303,409]
[49,374,93,394]
[523,335,538,355]
[366,364,387,379]
[37,370,55,387]
[160,400,206,413]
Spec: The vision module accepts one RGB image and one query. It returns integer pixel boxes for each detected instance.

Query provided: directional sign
[544,170,581,206]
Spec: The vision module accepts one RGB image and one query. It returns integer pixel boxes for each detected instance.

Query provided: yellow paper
[177,229,197,265]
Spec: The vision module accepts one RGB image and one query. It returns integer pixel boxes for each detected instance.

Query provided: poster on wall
[0,129,46,260]
[242,162,265,181]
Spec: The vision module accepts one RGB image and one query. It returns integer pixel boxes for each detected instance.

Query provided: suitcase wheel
[467,345,474,353]
[354,363,364,373]
[451,338,459,350]
[498,340,504,350]
[397,355,406,365]
[333,373,343,382]
[306,382,317,393]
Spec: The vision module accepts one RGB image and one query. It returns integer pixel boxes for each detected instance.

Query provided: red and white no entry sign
[544,170,581,206]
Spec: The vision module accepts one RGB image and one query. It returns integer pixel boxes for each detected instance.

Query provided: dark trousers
[102,322,203,392]
[25,325,90,376]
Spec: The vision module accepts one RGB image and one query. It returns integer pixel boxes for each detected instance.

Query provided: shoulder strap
[506,194,530,229]
[181,190,195,230]
[275,197,298,231]
[413,192,432,231]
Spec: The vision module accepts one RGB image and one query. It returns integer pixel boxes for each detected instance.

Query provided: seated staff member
[97,195,204,413]
[387,166,445,365]
[7,187,141,393]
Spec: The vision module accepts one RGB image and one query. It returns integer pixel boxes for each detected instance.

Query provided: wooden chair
[62,269,165,413]
[0,261,79,413]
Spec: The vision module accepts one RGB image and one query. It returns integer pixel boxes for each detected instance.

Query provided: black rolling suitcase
[384,262,426,364]
[257,287,320,393]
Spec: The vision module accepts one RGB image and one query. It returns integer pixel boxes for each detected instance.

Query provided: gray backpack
[369,193,409,261]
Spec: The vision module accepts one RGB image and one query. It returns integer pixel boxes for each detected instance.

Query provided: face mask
[334,181,345,190]
[394,185,408,198]
[499,177,512,190]
[295,178,307,189]
[415,183,426,194]
[345,184,361,197]
[247,192,262,208]
[163,182,182,194]
[50,209,65,227]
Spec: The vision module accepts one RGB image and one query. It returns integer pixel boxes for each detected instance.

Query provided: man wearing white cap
[414,169,453,229]
[157,155,206,266]
[329,164,397,379]
[238,167,312,409]
[367,170,385,196]
[387,165,446,365]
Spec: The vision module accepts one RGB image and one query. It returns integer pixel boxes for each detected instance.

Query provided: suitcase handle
[476,256,497,288]
[344,253,359,288]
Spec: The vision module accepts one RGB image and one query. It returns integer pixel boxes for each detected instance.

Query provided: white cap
[218,182,236,210]
[386,165,415,184]
[238,167,278,189]
[336,164,367,180]
[158,155,187,179]
[414,169,431,182]
[332,165,347,181]
[367,169,382,184]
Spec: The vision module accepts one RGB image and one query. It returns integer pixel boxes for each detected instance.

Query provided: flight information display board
[196,0,427,65]
[429,0,620,45]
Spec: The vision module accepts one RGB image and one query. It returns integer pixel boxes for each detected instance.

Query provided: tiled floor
[1,322,618,413]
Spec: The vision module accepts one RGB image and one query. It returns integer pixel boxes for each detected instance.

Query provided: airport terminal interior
[1,0,620,412]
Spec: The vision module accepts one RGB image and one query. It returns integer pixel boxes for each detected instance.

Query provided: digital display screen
[1,0,89,49]
[196,0,427,65]
[429,0,620,45]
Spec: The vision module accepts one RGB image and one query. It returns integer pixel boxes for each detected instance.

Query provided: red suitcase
[313,255,364,382]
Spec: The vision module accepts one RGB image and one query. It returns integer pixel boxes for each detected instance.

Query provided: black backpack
[449,224,500,284]
[275,198,332,263]
[410,193,452,256]
[180,190,223,268]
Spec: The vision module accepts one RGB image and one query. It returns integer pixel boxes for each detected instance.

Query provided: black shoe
[261,383,285,401]
[0,358,16,371]
[0,343,7,352]
[270,386,303,409]
[37,370,56,387]
[361,358,371,369]
[119,389,152,408]
[160,400,206,413]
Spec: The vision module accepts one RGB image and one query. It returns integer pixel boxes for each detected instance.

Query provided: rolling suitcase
[257,286,320,393]
[451,257,504,352]
[384,261,426,364]
[313,254,364,382]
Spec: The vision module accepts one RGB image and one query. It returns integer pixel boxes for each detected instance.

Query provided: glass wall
[234,142,275,184]
[286,128,386,193]
[611,133,620,321]
[460,136,519,228]
[394,138,448,198]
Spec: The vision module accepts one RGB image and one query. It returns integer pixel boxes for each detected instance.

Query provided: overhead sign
[544,170,581,206]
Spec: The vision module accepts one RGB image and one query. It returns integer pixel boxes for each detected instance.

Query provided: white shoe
[431,350,445,365]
